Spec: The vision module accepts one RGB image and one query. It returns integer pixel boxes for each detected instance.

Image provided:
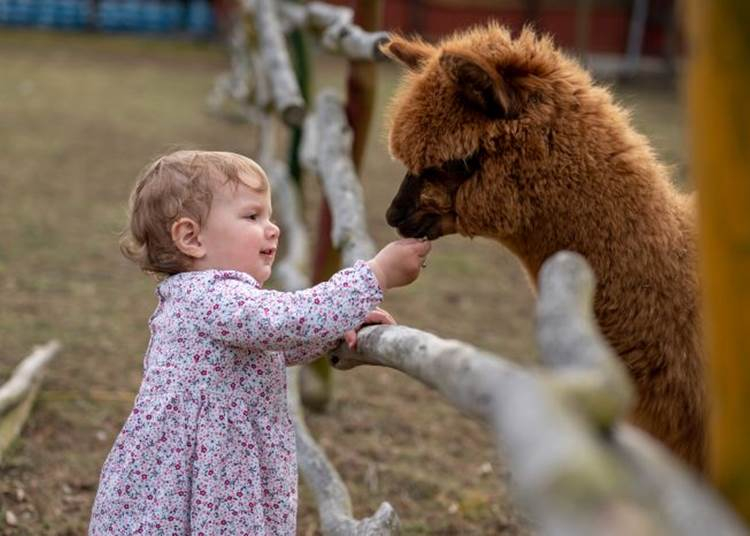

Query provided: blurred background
[0,1,690,534]
[0,0,682,76]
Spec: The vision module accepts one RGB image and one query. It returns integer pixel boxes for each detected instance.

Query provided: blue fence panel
[187,0,212,35]
[3,0,36,25]
[0,0,215,34]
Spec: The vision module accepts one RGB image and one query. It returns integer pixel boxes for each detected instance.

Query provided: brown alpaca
[382,24,705,470]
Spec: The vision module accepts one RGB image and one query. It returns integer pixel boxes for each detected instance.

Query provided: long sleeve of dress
[198,261,382,355]
[281,339,336,366]
[284,341,328,367]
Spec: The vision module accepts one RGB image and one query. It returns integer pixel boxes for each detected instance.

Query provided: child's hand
[344,307,396,350]
[367,238,431,290]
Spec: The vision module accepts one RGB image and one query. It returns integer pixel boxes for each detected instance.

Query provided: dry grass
[0,29,685,535]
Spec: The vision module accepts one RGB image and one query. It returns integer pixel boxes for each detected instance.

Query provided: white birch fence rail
[0,340,61,460]
[208,3,749,534]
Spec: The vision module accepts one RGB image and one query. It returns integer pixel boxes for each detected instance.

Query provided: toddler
[89,150,430,535]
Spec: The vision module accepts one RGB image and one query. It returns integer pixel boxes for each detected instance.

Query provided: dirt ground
[0,30,686,535]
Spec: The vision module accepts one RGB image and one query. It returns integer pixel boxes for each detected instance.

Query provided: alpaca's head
[383,24,594,240]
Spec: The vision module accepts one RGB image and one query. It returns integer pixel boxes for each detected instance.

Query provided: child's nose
[267,222,280,239]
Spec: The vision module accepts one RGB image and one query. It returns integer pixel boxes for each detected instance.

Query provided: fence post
[345,0,382,166]
[312,0,381,284]
[305,0,383,411]
[687,0,750,522]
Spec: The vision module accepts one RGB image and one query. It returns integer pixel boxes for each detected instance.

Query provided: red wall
[326,1,671,55]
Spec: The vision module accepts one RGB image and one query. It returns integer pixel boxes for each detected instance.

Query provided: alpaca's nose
[385,202,405,228]
[386,172,421,228]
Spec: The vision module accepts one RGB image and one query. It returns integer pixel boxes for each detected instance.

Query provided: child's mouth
[260,248,276,260]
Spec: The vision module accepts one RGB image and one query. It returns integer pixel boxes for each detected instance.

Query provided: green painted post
[287,17,310,186]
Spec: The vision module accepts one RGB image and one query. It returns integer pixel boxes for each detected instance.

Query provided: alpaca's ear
[381,36,434,71]
[439,51,520,119]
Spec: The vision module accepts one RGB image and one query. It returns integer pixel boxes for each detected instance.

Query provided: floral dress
[89,261,382,535]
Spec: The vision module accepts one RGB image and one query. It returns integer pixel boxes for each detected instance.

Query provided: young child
[89,150,430,535]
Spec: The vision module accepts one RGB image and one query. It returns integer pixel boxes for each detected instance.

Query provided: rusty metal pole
[687,0,750,522]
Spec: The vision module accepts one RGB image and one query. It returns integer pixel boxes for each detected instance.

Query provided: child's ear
[171,217,205,259]
[439,51,521,119]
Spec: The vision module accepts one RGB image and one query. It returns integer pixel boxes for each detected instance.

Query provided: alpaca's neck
[506,131,689,286]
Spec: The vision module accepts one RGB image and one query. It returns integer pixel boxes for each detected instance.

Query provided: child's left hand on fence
[344,307,396,350]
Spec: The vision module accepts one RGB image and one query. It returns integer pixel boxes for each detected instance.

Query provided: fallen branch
[0,340,61,416]
[301,91,376,266]
[0,381,42,461]
[0,341,62,460]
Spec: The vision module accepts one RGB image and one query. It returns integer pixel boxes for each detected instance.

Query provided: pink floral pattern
[89,261,382,535]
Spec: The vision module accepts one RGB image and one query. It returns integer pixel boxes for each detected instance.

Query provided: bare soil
[0,29,686,535]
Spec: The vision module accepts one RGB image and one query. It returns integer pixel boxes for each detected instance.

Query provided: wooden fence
[208,1,748,534]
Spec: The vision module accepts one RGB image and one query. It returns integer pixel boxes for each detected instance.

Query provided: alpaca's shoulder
[680,190,697,217]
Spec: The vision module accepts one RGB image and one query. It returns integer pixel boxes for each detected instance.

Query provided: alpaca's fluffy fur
[383,24,705,470]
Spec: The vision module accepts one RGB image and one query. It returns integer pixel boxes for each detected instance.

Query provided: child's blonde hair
[120,150,270,276]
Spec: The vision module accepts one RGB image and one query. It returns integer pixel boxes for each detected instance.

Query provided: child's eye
[245,214,257,221]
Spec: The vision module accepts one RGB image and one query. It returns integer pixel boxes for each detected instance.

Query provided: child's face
[199,179,279,284]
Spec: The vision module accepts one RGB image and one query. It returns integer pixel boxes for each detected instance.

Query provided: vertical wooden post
[687,0,750,522]
[345,1,381,170]
[304,0,382,411]
[311,0,381,294]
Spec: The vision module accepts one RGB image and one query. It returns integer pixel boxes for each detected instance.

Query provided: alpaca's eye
[442,159,473,177]
[440,152,481,180]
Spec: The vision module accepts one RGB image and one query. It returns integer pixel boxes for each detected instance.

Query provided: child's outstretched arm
[199,238,430,357]
[201,261,382,354]
[281,239,428,364]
